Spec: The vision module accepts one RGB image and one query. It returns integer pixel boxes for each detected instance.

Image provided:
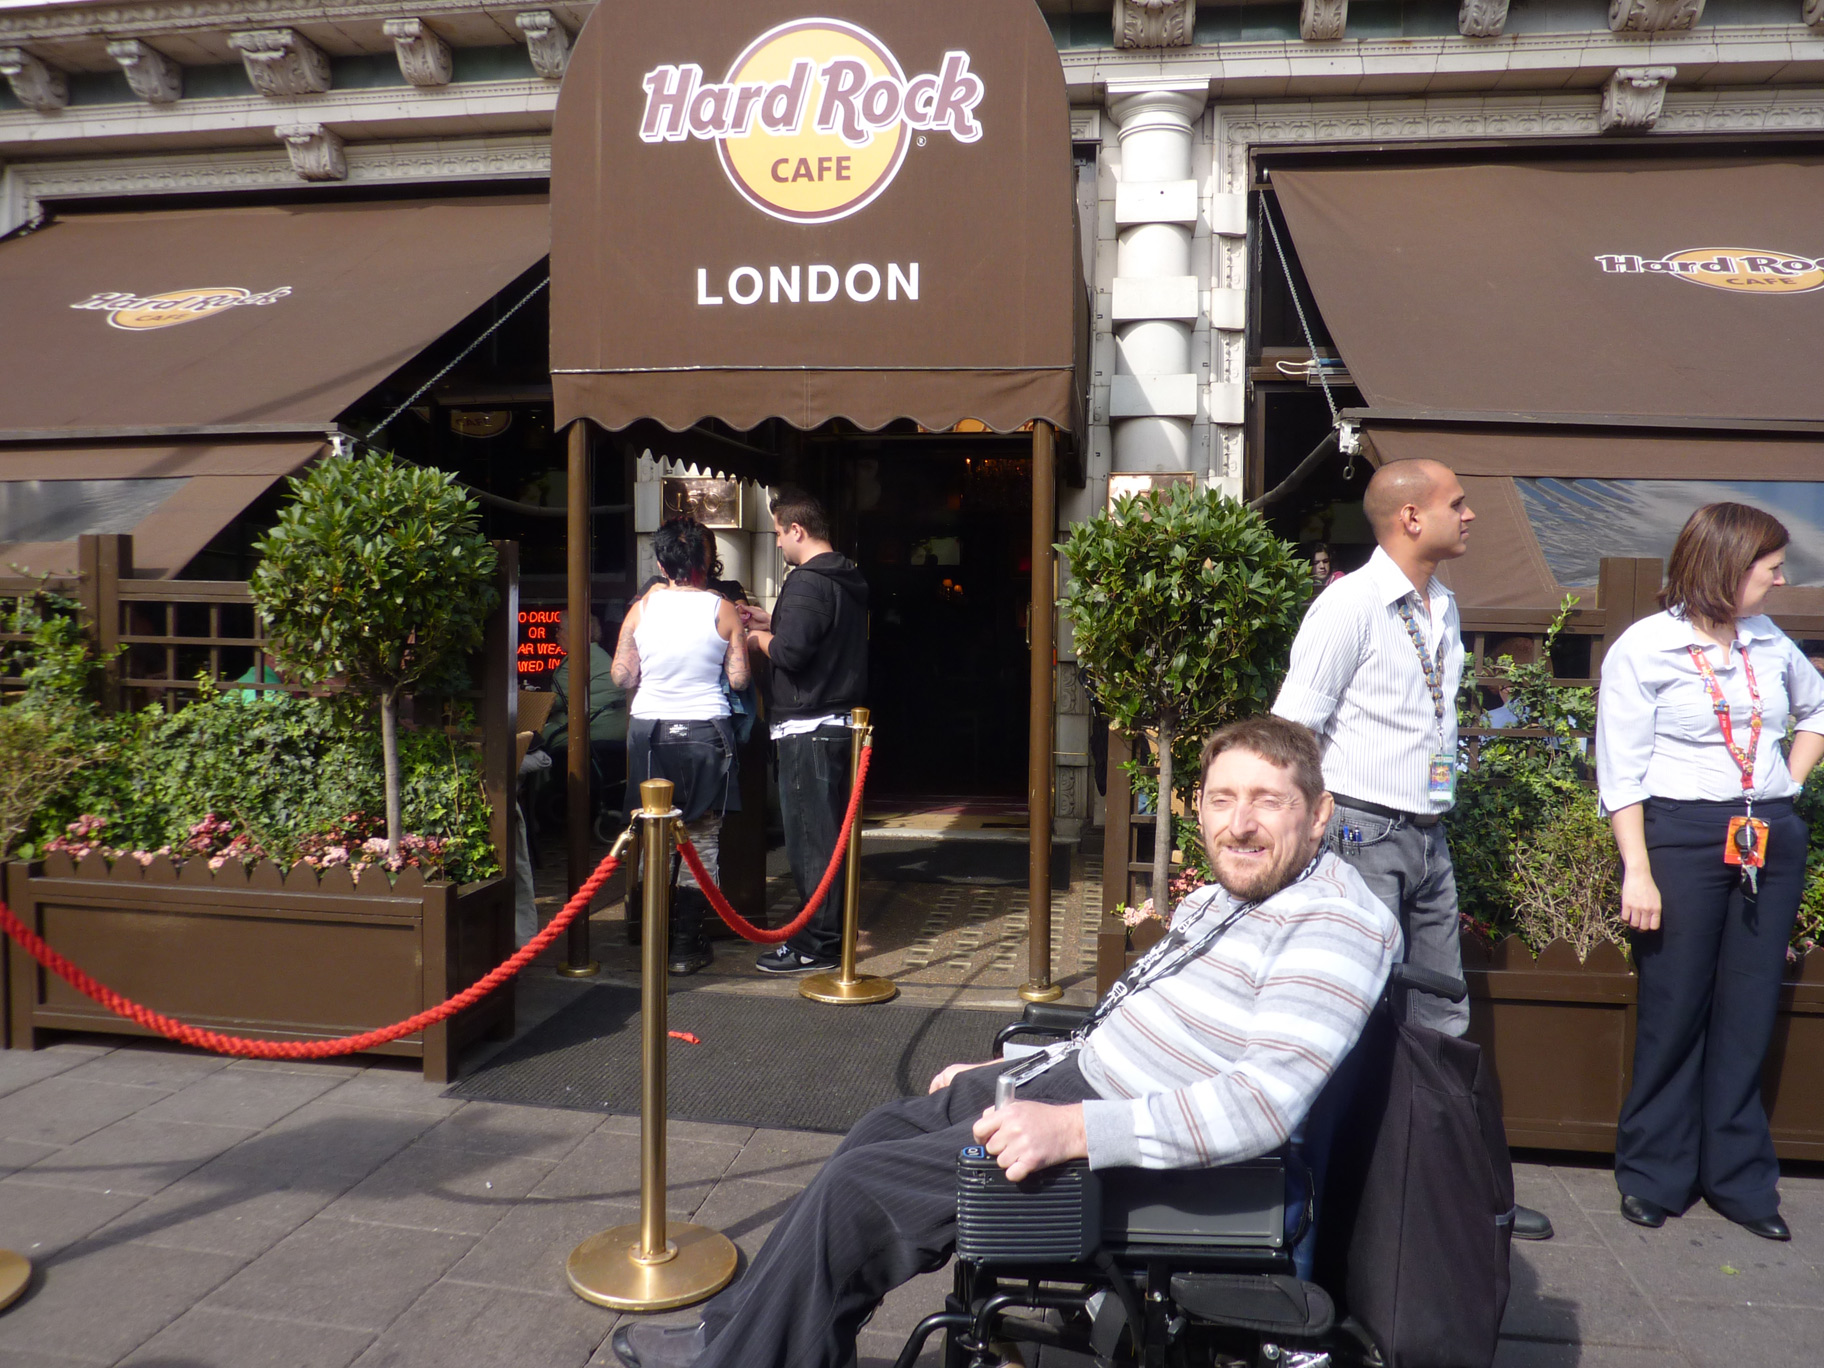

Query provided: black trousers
[777,724,853,961]
[1616,796,1806,1222]
[695,1056,1099,1368]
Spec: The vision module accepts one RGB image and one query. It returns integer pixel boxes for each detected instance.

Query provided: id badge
[1724,816,1769,868]
[1428,752,1457,803]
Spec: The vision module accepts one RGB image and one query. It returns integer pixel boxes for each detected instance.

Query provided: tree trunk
[380,687,402,864]
[1152,714,1174,919]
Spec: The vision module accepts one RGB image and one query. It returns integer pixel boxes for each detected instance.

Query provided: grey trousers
[1327,801,1469,1036]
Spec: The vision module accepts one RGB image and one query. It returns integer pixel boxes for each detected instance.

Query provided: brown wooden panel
[1469,998,1629,1153]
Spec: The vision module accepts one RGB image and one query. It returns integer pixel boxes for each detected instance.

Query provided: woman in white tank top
[612,517,750,976]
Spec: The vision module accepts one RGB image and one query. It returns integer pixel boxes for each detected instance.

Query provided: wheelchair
[892,963,1470,1368]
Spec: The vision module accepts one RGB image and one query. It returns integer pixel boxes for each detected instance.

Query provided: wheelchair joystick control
[995,1074,1015,1110]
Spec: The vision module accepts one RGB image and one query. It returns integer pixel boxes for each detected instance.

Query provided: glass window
[1515,479,1824,587]
[0,478,188,544]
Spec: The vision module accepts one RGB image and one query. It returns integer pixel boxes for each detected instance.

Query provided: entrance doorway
[836,437,1033,802]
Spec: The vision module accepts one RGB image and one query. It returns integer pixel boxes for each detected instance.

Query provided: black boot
[668,889,713,977]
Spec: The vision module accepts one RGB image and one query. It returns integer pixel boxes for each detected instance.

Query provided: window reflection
[0,478,189,545]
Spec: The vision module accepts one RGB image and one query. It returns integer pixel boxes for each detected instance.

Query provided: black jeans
[696,1056,1098,1368]
[777,723,855,962]
[1616,796,1806,1222]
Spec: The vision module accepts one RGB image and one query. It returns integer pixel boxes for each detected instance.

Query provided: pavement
[2,844,1822,1366]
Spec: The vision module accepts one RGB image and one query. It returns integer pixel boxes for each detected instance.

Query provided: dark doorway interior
[839,439,1032,801]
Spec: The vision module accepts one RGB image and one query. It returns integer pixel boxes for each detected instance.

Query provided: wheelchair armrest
[1388,962,1468,1004]
[992,1001,1093,1057]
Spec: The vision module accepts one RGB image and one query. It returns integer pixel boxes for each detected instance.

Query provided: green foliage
[1503,795,1628,959]
[0,592,107,859]
[251,452,500,699]
[1060,486,1312,806]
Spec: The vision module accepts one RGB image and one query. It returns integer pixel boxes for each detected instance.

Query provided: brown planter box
[1102,920,1824,1162]
[4,851,514,1082]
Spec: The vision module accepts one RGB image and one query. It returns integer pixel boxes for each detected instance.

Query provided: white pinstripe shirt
[1271,546,1464,815]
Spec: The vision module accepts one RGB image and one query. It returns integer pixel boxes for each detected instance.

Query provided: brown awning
[1363,424,1824,480]
[0,439,326,577]
[1271,157,1824,429]
[0,196,550,440]
[549,1,1078,435]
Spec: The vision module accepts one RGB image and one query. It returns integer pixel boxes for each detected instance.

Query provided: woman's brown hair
[1659,502,1789,627]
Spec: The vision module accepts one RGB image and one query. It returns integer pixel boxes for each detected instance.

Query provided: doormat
[446,984,1009,1133]
[861,839,1070,888]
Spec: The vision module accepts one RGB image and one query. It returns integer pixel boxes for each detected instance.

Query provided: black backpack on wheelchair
[893,964,1514,1368]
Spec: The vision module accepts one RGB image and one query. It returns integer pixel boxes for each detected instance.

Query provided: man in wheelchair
[613,716,1401,1368]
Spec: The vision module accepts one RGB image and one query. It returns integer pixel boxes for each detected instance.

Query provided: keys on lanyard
[1687,641,1766,894]
[1395,595,1454,802]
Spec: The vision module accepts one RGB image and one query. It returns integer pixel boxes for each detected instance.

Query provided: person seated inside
[611,714,1402,1368]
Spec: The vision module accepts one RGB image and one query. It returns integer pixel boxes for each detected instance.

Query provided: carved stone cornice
[1113,0,1197,49]
[107,39,183,104]
[514,11,568,80]
[1459,0,1511,37]
[0,0,566,44]
[0,46,68,111]
[1300,0,1349,41]
[382,17,451,88]
[1599,65,1675,131]
[1609,0,1704,32]
[274,121,345,179]
[227,27,330,96]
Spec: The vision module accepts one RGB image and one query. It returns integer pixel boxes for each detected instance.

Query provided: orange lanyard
[1686,641,1762,799]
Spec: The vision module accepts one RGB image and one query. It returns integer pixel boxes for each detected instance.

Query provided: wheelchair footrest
[1169,1272,1336,1336]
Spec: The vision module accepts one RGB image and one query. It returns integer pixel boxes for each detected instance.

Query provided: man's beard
[1211,833,1321,903]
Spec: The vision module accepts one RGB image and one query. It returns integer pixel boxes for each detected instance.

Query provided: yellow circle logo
[69,286,294,330]
[637,20,985,225]
[1665,248,1824,294]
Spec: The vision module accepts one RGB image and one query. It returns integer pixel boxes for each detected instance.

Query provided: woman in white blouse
[1597,502,1824,1241]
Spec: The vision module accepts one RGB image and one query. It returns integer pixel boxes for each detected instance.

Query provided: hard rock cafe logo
[1594,250,1824,295]
[638,18,985,224]
[69,286,294,330]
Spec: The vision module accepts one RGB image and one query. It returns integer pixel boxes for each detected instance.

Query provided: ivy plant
[1060,485,1311,908]
[251,452,499,860]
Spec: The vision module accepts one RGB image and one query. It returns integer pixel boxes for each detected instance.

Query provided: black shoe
[611,1319,707,1368]
[1512,1204,1554,1240]
[1736,1213,1791,1241]
[1620,1194,1668,1228]
[754,946,838,974]
[667,894,713,977]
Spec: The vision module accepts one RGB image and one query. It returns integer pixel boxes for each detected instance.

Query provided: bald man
[1273,459,1473,1037]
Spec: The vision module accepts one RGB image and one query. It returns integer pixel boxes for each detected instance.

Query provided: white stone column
[1106,80,1208,475]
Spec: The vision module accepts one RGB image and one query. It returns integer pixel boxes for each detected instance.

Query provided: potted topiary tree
[251,450,499,862]
[1060,485,1310,913]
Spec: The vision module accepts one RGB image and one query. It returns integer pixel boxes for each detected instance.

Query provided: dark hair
[653,516,712,583]
[1199,716,1326,809]
[1659,502,1789,627]
[769,487,831,542]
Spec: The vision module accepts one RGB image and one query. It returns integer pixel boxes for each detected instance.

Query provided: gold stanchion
[0,1250,29,1311]
[567,779,738,1311]
[802,708,897,1005]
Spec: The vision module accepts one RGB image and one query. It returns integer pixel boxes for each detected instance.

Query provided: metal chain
[362,276,550,443]
[1260,200,1339,426]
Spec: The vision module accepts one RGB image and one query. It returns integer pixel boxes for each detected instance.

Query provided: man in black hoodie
[741,488,870,973]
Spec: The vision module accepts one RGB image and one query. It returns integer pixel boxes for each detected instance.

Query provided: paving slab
[117,1305,375,1368]
[530,1127,741,1207]
[414,1099,605,1161]
[351,1280,611,1368]
[57,1042,233,1090]
[324,1142,557,1237]
[444,1196,640,1297]
[0,1178,143,1259]
[1590,1208,1824,1308]
[1500,1239,1677,1349]
[0,1042,110,1102]
[14,1114,258,1197]
[132,1065,347,1130]
[88,1161,361,1259]
[207,1100,443,1180]
[201,1215,475,1332]
[316,1065,468,1119]
[689,1175,806,1261]
[1655,1298,1824,1367]
[721,1126,842,1188]
[0,1075,169,1147]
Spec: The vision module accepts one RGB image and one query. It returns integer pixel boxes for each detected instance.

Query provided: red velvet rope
[0,848,624,1060]
[678,740,872,945]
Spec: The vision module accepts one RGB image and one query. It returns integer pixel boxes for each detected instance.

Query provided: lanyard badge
[1395,596,1455,803]
[1687,641,1766,893]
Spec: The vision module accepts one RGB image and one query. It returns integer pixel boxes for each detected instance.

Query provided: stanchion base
[0,1250,32,1312]
[1017,981,1065,1004]
[800,973,898,1005]
[556,961,600,979]
[567,1222,737,1311]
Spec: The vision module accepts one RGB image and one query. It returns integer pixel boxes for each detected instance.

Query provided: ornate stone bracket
[382,17,451,87]
[107,39,183,103]
[1459,0,1511,37]
[1300,0,1348,41]
[1608,0,1704,31]
[1113,0,1197,48]
[1599,65,1675,132]
[275,122,346,179]
[0,47,68,111]
[514,11,569,80]
[228,28,331,96]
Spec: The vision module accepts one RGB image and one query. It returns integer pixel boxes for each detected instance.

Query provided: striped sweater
[1078,851,1401,1171]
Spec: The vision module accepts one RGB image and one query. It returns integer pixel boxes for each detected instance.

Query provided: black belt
[1331,794,1442,828]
